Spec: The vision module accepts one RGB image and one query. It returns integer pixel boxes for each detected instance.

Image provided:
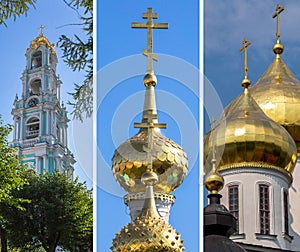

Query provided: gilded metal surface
[124,192,175,205]
[30,33,56,55]
[204,88,297,177]
[111,214,184,252]
[205,171,224,194]
[250,56,300,151]
[112,129,188,193]
[132,7,168,77]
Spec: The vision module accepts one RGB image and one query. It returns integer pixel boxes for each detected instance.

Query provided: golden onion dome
[250,49,300,152]
[112,72,188,194]
[204,87,297,177]
[30,33,56,55]
[112,129,188,194]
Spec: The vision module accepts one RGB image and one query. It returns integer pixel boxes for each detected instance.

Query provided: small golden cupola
[204,38,297,179]
[30,25,56,55]
[112,8,188,194]
[250,4,300,152]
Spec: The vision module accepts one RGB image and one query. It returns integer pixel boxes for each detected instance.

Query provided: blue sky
[97,1,199,251]
[0,1,92,186]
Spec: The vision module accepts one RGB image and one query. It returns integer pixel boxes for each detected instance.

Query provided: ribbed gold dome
[250,55,300,152]
[111,214,184,252]
[112,129,188,194]
[30,33,56,55]
[204,88,297,177]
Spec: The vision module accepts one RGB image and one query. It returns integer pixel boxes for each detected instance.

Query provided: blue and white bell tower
[10,30,75,178]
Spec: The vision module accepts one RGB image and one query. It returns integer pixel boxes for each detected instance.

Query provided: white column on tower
[20,111,24,140]
[44,155,48,172]
[64,124,67,146]
[13,116,17,141]
[46,109,49,134]
[39,108,43,136]
[35,156,40,173]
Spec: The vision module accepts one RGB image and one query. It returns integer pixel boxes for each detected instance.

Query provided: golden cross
[239,38,251,79]
[132,8,168,74]
[272,4,284,43]
[134,113,166,171]
[39,25,46,34]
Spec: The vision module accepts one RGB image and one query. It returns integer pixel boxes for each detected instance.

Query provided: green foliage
[58,0,93,121]
[0,0,36,26]
[0,117,27,206]
[2,172,92,252]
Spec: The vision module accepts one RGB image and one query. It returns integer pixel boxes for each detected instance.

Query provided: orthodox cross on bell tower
[134,114,166,172]
[132,8,168,74]
[272,3,284,44]
[39,25,46,35]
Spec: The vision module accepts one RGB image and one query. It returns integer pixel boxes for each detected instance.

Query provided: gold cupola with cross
[204,38,297,180]
[251,4,300,152]
[112,8,188,195]
[111,8,186,251]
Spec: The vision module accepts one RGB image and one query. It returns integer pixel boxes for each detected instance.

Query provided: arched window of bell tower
[31,50,42,69]
[26,117,40,139]
[30,79,41,95]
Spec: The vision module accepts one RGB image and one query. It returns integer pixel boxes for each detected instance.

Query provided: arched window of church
[30,79,41,95]
[283,190,289,235]
[26,117,39,139]
[228,185,239,233]
[31,50,42,69]
[259,184,270,235]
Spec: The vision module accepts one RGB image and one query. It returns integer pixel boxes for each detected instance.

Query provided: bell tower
[10,28,75,177]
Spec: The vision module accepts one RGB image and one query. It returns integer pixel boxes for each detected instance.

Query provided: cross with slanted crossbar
[39,25,46,34]
[134,113,166,171]
[272,4,284,43]
[239,38,251,79]
[132,8,168,74]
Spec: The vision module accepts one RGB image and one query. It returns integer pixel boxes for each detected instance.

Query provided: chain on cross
[132,8,168,74]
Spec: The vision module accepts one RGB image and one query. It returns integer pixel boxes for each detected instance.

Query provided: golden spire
[239,38,251,89]
[205,117,224,194]
[272,4,284,57]
[132,8,168,86]
[39,25,46,35]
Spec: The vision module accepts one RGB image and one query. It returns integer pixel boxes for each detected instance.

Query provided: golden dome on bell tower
[250,4,300,152]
